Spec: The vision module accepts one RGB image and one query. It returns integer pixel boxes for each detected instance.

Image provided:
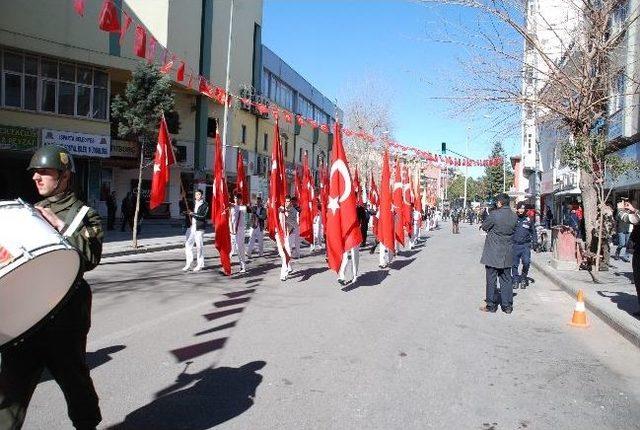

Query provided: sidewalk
[101,220,213,258]
[532,252,640,348]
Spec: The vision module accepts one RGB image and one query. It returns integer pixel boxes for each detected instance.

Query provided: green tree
[483,142,512,198]
[447,175,481,203]
[111,63,176,248]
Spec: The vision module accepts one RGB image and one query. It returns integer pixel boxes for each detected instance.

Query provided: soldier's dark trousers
[511,243,531,284]
[633,253,640,311]
[0,284,101,430]
[485,266,513,310]
[452,222,459,234]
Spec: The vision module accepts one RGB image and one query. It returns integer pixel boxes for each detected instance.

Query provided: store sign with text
[0,124,37,151]
[111,140,139,159]
[42,129,110,158]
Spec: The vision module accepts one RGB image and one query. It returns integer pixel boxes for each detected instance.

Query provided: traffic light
[441,142,447,154]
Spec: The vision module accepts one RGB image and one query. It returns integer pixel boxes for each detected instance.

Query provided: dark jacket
[192,200,209,231]
[480,205,517,268]
[513,214,536,245]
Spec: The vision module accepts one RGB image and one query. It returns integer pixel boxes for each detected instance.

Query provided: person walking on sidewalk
[479,193,518,314]
[229,193,247,273]
[512,201,536,290]
[246,195,266,258]
[616,201,640,316]
[616,199,633,262]
[182,189,208,272]
[451,209,461,234]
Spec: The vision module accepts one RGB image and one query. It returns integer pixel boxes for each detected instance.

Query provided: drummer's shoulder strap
[62,200,91,238]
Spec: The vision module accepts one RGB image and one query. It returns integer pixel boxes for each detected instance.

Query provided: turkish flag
[73,0,85,17]
[369,172,379,237]
[319,162,329,232]
[393,160,405,246]
[134,25,146,58]
[98,0,120,32]
[299,152,313,244]
[402,166,412,237]
[326,122,362,273]
[293,167,301,200]
[149,116,175,210]
[268,120,290,264]
[353,166,363,206]
[176,61,185,82]
[235,150,249,205]
[160,59,174,74]
[283,111,293,124]
[376,150,395,253]
[119,11,132,45]
[212,132,232,275]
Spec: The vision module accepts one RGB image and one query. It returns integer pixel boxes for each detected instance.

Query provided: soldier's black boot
[513,279,520,290]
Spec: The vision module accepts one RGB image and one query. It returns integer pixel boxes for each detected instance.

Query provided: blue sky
[262,0,520,177]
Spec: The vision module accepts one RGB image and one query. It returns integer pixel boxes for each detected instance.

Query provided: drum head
[0,247,80,348]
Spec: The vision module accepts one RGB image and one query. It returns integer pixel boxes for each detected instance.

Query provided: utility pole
[463,128,469,209]
[221,0,234,164]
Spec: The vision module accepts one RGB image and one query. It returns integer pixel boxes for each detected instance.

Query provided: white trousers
[185,227,204,268]
[311,222,323,250]
[231,231,246,268]
[278,233,292,279]
[339,247,360,281]
[246,227,264,256]
[379,243,393,267]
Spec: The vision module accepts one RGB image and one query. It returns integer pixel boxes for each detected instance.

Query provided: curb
[103,238,214,258]
[531,258,640,349]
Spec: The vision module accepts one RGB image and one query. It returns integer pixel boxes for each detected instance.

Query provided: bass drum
[0,199,80,351]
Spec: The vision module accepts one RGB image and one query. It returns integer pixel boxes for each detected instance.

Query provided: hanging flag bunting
[296,115,305,127]
[73,0,86,17]
[119,11,132,45]
[283,111,293,124]
[134,25,146,58]
[147,36,157,64]
[98,0,120,32]
[160,58,174,74]
[176,61,185,82]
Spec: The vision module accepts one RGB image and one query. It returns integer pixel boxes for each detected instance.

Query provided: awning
[554,187,581,196]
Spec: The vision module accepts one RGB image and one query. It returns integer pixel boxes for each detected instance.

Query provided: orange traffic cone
[569,289,589,328]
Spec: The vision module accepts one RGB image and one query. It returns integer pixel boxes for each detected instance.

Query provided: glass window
[41,80,56,112]
[77,85,91,117]
[42,59,57,78]
[92,87,107,119]
[60,63,75,82]
[59,82,75,115]
[77,67,92,85]
[4,74,21,107]
[94,70,108,88]
[263,133,268,151]
[24,75,37,110]
[25,56,38,75]
[4,52,23,73]
[241,125,246,144]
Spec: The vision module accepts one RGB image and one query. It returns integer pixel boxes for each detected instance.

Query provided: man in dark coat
[480,193,518,314]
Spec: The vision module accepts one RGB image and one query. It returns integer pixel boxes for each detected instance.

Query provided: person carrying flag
[229,193,247,273]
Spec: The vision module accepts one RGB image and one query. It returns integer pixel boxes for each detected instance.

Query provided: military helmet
[28,145,76,173]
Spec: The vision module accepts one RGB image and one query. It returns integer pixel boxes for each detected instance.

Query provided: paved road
[24,222,640,429]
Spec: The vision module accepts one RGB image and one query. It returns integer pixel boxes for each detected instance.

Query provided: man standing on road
[182,189,208,272]
[246,195,266,259]
[616,201,640,316]
[512,202,536,290]
[451,209,461,234]
[288,196,301,259]
[0,146,103,430]
[480,193,518,314]
[229,193,247,273]
[616,199,633,262]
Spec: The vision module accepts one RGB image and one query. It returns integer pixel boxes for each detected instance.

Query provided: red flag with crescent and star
[212,131,232,275]
[393,159,405,246]
[268,119,290,264]
[353,166,363,206]
[369,172,379,237]
[149,116,175,210]
[377,150,395,253]
[235,150,249,205]
[402,165,413,238]
[319,161,329,232]
[326,122,362,273]
[299,152,314,244]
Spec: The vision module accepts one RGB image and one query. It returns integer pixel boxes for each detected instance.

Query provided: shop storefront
[0,124,40,203]
[607,142,640,206]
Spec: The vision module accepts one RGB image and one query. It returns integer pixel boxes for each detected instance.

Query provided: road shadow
[100,258,185,266]
[399,249,421,258]
[341,269,389,292]
[613,271,634,282]
[108,361,266,430]
[289,266,327,282]
[390,258,416,270]
[597,290,640,317]
[170,338,228,362]
[195,321,237,337]
[40,345,126,383]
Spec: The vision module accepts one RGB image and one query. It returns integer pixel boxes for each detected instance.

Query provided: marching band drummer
[0,146,103,430]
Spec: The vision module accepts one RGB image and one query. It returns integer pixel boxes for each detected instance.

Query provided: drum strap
[63,205,91,238]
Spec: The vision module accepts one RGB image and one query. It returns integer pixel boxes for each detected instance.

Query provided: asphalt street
[24,221,640,430]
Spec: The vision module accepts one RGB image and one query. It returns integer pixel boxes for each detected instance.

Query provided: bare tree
[420,0,640,272]
[341,75,396,182]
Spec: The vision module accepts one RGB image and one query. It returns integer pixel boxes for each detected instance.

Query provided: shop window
[241,124,247,144]
[263,133,268,151]
[1,49,109,120]
[207,118,217,138]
